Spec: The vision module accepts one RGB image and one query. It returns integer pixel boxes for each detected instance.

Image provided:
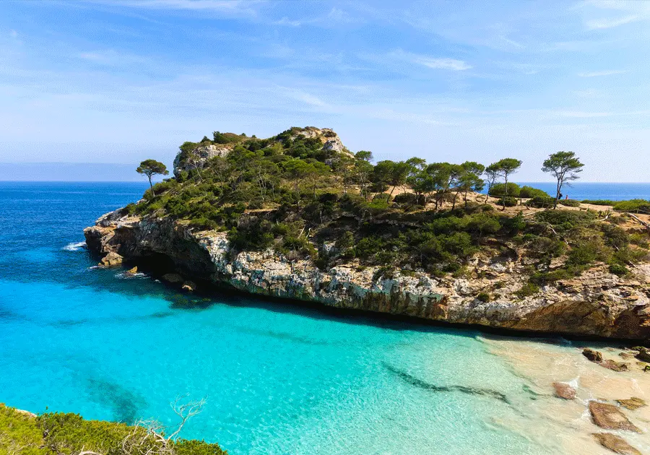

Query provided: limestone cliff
[85,210,650,340]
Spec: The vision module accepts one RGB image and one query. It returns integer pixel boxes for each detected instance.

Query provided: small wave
[63,241,87,252]
[88,265,101,270]
[115,271,148,280]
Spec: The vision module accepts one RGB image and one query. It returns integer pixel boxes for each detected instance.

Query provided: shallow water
[0,182,647,454]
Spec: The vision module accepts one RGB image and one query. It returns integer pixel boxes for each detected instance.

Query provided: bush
[630,233,649,249]
[516,282,540,298]
[559,199,580,207]
[613,199,650,213]
[498,196,518,207]
[535,210,595,226]
[609,263,628,277]
[393,193,419,206]
[489,182,521,198]
[476,292,490,302]
[0,404,227,455]
[526,196,555,209]
[520,186,550,199]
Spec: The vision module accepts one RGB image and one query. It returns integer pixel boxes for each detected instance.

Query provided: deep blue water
[509,182,650,201]
[0,181,646,454]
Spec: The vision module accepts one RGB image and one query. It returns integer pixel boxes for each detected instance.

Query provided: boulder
[162,273,184,284]
[100,251,123,267]
[592,433,641,455]
[583,348,603,363]
[616,398,647,411]
[634,348,650,363]
[599,359,629,372]
[125,266,138,276]
[589,402,641,433]
[182,281,197,292]
[552,382,576,400]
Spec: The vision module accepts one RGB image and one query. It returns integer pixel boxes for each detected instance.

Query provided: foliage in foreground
[0,404,226,455]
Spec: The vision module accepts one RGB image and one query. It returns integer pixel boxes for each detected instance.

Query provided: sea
[0,181,649,455]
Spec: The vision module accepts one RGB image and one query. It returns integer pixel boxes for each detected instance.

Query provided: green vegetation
[0,404,227,455]
[542,151,584,209]
[131,127,648,281]
[137,159,169,196]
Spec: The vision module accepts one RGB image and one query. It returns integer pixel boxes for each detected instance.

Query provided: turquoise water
[0,182,631,454]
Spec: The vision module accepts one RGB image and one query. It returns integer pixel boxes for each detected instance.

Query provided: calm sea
[0,181,647,454]
[509,182,650,201]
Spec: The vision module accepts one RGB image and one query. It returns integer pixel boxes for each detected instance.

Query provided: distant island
[85,127,650,341]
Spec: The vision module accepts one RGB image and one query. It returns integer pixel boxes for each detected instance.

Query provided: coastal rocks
[84,210,650,340]
[616,398,647,411]
[599,359,629,372]
[552,382,576,400]
[173,143,231,177]
[592,433,642,455]
[588,402,641,433]
[125,266,138,276]
[162,273,184,284]
[634,347,650,363]
[583,348,603,362]
[100,251,123,267]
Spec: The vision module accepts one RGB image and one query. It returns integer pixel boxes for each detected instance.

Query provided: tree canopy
[137,159,169,195]
[542,151,584,208]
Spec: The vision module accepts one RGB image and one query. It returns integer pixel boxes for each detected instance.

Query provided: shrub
[476,292,490,302]
[526,196,555,209]
[516,282,540,298]
[630,233,649,249]
[559,199,580,207]
[498,196,518,207]
[609,263,628,277]
[567,240,604,266]
[489,182,521,197]
[393,193,419,205]
[535,210,595,226]
[613,199,650,213]
[520,186,550,199]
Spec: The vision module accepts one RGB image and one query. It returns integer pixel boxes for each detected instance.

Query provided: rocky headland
[85,126,650,341]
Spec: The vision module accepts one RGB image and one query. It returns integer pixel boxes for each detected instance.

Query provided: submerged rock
[583,348,603,363]
[589,402,641,433]
[125,266,138,276]
[592,433,641,455]
[616,397,647,411]
[552,382,576,400]
[599,359,629,372]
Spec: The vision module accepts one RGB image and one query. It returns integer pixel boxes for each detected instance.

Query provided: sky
[1,0,650,182]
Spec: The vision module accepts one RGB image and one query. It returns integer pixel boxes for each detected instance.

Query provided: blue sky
[1,0,649,181]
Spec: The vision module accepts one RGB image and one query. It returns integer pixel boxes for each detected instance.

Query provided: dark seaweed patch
[86,378,146,424]
[383,362,509,404]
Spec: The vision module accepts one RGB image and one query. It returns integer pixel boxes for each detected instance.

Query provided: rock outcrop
[589,402,641,433]
[84,211,650,340]
[592,433,642,455]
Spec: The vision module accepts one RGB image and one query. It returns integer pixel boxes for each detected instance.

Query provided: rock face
[592,433,642,455]
[84,212,650,340]
[589,402,641,433]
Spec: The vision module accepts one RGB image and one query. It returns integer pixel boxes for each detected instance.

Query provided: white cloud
[394,51,471,71]
[577,69,626,77]
[585,15,640,29]
[83,0,262,15]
